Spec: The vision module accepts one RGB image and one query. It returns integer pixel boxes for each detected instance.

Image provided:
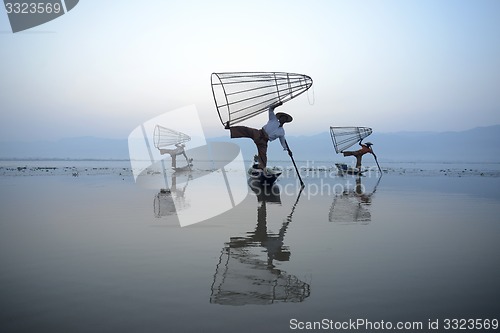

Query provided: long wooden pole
[373,154,382,174]
[285,139,304,188]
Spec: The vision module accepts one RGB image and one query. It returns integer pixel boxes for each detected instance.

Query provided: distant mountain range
[0,137,129,160]
[1,125,499,162]
[213,125,500,163]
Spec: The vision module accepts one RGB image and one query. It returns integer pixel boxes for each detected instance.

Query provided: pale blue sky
[1,0,499,141]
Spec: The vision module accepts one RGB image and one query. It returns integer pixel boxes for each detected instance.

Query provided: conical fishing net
[211,72,313,126]
[330,127,373,153]
[153,125,191,149]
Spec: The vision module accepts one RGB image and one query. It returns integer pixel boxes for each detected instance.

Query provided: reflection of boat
[172,162,192,173]
[210,187,309,305]
[153,172,191,218]
[335,163,363,175]
[248,178,281,203]
[247,155,282,186]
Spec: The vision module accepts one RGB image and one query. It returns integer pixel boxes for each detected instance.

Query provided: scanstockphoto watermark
[250,173,380,201]
[289,318,499,331]
[298,160,381,179]
[251,178,368,200]
[290,318,425,330]
[128,105,249,228]
[3,0,79,33]
[128,105,381,226]
[249,161,382,199]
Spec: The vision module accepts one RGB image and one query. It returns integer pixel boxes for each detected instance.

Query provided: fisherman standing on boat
[342,140,377,171]
[159,143,193,169]
[226,101,293,170]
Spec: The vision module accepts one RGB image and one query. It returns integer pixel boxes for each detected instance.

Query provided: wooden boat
[172,163,192,173]
[246,155,282,186]
[335,163,363,176]
[248,166,282,186]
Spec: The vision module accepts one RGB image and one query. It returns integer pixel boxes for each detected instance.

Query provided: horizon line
[1,124,499,143]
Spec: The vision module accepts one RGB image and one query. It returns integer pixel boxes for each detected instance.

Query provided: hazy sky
[1,0,499,141]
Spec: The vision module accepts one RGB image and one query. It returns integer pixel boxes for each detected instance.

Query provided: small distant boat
[335,163,363,176]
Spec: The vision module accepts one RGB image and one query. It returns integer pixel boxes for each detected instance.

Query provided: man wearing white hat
[226,101,293,170]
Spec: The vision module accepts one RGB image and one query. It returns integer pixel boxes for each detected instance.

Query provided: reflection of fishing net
[211,72,313,126]
[153,125,191,149]
[328,195,371,224]
[153,191,176,218]
[328,176,380,224]
[210,246,310,305]
[330,127,372,153]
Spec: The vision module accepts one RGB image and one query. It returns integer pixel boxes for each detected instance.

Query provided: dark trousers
[230,126,269,169]
[343,151,363,169]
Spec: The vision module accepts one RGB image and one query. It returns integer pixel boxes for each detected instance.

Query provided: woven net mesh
[153,125,191,149]
[330,127,373,153]
[211,72,313,126]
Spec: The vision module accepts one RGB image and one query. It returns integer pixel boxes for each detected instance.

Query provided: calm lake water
[1,160,499,332]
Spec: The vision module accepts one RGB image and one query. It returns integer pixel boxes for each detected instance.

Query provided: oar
[285,139,304,188]
[373,154,382,174]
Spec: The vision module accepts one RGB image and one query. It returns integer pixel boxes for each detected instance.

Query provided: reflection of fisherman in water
[229,199,290,268]
[354,176,373,204]
[153,173,192,218]
[210,188,310,305]
[329,175,381,224]
[159,143,193,169]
